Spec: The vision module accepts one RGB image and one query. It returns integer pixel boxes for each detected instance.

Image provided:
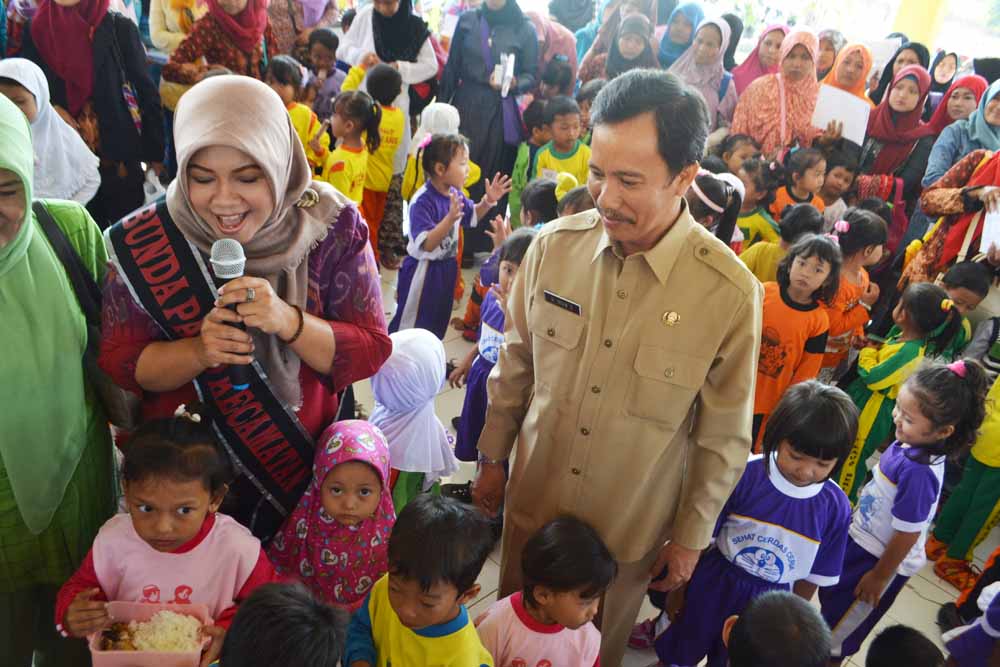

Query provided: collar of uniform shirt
[590,200,696,286]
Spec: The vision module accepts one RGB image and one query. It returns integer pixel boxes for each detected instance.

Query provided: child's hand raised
[64,588,110,638]
[360,52,381,69]
[485,214,511,250]
[483,173,513,205]
[309,119,330,156]
[447,190,464,223]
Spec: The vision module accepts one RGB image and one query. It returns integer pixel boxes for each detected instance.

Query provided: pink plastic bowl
[89,602,211,667]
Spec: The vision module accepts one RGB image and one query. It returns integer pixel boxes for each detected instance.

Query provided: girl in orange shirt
[769,148,827,220]
[819,209,888,383]
[753,234,842,449]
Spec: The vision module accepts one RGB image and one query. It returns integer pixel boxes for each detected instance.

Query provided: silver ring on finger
[245,287,256,303]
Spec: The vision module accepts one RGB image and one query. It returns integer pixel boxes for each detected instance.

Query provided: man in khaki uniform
[472,70,764,666]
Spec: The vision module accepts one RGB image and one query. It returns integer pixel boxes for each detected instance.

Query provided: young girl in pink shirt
[55,404,278,663]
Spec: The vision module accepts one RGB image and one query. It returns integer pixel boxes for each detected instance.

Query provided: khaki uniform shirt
[478,206,763,562]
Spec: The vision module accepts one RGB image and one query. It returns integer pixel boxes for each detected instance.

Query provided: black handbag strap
[33,202,103,328]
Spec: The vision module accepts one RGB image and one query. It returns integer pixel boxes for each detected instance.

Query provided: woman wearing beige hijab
[99,75,392,541]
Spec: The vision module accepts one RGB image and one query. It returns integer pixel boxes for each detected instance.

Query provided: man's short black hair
[544,95,581,126]
[521,516,617,607]
[866,625,945,667]
[219,583,347,667]
[590,69,708,175]
[728,591,831,667]
[365,63,403,106]
[388,494,495,595]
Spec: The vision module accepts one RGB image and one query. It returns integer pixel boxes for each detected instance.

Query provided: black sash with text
[106,201,313,539]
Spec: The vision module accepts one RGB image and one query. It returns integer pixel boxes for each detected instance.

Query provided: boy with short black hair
[533,96,590,186]
[344,495,496,667]
[476,516,616,667]
[219,582,348,667]
[723,590,831,667]
[510,99,551,226]
[557,185,595,217]
[576,78,606,145]
[865,625,944,667]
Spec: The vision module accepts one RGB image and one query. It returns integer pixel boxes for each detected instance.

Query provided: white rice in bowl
[129,610,201,652]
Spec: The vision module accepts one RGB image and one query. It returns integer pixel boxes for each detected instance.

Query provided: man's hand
[647,542,701,592]
[471,461,506,517]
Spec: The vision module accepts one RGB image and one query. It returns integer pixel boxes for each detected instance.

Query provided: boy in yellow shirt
[266,55,329,174]
[532,96,590,186]
[343,495,495,667]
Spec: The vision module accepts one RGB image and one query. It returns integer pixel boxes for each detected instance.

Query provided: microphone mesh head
[210,239,246,280]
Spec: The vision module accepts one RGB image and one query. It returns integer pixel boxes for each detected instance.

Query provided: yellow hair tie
[941,298,955,311]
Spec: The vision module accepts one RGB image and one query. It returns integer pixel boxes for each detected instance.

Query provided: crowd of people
[7,0,1000,665]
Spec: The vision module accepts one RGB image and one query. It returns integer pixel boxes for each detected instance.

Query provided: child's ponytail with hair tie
[833,219,850,235]
[173,403,202,424]
[941,298,956,313]
[948,360,967,378]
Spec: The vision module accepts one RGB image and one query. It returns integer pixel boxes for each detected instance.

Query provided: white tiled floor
[368,263,1000,667]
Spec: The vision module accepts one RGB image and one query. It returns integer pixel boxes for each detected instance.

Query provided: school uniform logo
[734,547,785,582]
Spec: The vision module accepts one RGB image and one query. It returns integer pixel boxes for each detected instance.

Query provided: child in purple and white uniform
[944,582,1000,666]
[820,360,991,663]
[389,133,511,339]
[450,229,538,462]
[640,381,857,667]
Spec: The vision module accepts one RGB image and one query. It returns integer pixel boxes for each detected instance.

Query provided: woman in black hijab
[721,12,743,71]
[440,0,538,260]
[869,41,930,105]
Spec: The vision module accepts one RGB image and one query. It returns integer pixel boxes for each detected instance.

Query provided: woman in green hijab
[0,94,114,666]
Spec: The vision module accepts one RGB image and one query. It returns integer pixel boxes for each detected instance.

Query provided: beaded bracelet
[284,305,304,344]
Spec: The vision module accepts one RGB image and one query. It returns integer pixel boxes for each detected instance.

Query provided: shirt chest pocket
[626,346,713,426]
[528,301,586,396]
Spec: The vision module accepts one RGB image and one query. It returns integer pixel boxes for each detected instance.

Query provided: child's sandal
[925,535,949,562]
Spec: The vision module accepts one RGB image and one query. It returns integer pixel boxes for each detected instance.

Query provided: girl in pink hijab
[669,17,738,131]
[732,28,835,158]
[731,23,789,95]
[268,420,396,611]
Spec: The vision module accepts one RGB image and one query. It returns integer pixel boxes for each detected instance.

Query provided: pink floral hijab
[268,420,395,611]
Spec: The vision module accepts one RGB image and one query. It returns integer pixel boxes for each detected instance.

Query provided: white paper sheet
[982,208,1000,253]
[812,84,872,146]
[867,38,903,80]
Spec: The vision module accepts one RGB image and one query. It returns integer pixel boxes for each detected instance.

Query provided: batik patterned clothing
[162,15,276,83]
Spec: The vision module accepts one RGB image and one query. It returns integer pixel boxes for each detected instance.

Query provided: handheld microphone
[210,239,252,391]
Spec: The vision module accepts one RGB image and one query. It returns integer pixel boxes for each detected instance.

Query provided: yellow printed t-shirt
[738,207,780,247]
[321,144,368,203]
[355,575,493,667]
[533,140,591,186]
[366,105,404,193]
[287,102,329,171]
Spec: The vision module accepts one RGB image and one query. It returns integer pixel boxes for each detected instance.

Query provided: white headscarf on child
[409,103,461,157]
[370,329,459,488]
[0,58,99,201]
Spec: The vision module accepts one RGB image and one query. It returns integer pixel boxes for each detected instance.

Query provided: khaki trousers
[498,520,662,667]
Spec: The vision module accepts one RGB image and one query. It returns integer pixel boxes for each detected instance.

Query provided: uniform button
[617,289,628,299]
[571,468,582,475]
[604,339,612,348]
[581,427,590,436]
[591,385,601,394]
[699,247,710,257]
[547,328,555,337]
[664,368,675,379]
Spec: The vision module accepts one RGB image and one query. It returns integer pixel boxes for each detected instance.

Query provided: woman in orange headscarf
[732,28,839,158]
[822,43,875,108]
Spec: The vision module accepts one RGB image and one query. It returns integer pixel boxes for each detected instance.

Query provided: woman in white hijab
[370,328,460,512]
[0,58,100,204]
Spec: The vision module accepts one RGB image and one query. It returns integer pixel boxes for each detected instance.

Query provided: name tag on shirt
[544,290,582,316]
